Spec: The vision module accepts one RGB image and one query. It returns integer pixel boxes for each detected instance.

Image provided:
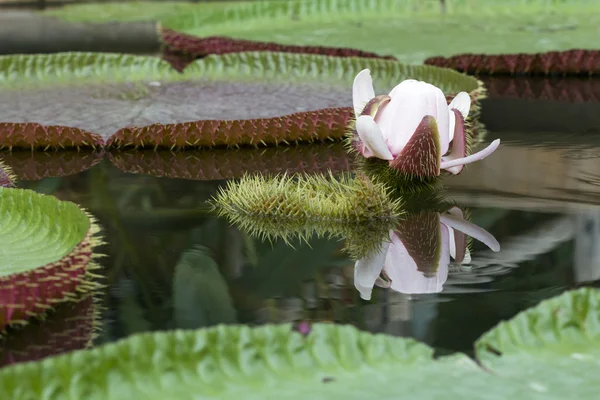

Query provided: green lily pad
[2,289,600,398]
[46,0,600,64]
[0,188,101,330]
[0,51,480,149]
[474,288,600,397]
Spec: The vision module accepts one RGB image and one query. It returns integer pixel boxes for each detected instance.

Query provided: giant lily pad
[0,51,481,150]
[425,49,600,76]
[47,0,600,64]
[0,288,599,398]
[0,188,102,331]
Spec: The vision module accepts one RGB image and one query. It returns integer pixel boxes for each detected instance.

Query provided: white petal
[448,92,471,119]
[441,139,500,172]
[354,238,391,300]
[376,80,450,155]
[355,115,394,160]
[440,213,500,252]
[448,107,456,143]
[352,69,376,117]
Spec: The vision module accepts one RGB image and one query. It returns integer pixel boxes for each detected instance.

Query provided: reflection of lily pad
[480,76,600,103]
[0,51,481,149]
[0,158,15,187]
[0,188,102,331]
[1,288,599,398]
[108,143,352,180]
[0,150,104,180]
[0,292,98,368]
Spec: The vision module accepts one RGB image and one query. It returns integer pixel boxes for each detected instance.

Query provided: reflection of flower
[351,69,500,177]
[354,207,500,300]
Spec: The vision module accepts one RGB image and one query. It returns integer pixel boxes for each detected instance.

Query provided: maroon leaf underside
[0,123,104,151]
[389,115,442,177]
[394,211,443,277]
[106,107,354,150]
[160,28,397,71]
[0,150,104,180]
[0,229,95,332]
[0,294,95,368]
[107,143,352,180]
[424,49,600,76]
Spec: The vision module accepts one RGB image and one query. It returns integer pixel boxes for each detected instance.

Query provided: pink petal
[441,139,500,173]
[441,109,466,174]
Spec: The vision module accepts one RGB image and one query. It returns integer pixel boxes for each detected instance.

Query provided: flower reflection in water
[354,206,500,300]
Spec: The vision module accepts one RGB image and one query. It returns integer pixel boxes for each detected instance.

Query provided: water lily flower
[352,69,500,176]
[354,207,500,300]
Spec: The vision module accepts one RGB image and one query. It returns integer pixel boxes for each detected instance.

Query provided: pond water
[2,78,600,366]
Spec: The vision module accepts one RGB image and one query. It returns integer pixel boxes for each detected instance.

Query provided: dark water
[2,80,600,366]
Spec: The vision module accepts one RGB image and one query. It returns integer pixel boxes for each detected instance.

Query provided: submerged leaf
[0,188,102,330]
[173,246,237,329]
[0,51,481,150]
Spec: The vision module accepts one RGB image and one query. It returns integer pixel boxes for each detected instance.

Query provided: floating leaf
[474,288,600,397]
[0,292,98,368]
[3,288,600,400]
[160,27,395,71]
[108,143,352,180]
[48,1,600,64]
[0,188,102,331]
[173,246,237,329]
[106,107,353,150]
[0,150,104,180]
[0,51,481,150]
[425,50,600,76]
[0,158,16,188]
